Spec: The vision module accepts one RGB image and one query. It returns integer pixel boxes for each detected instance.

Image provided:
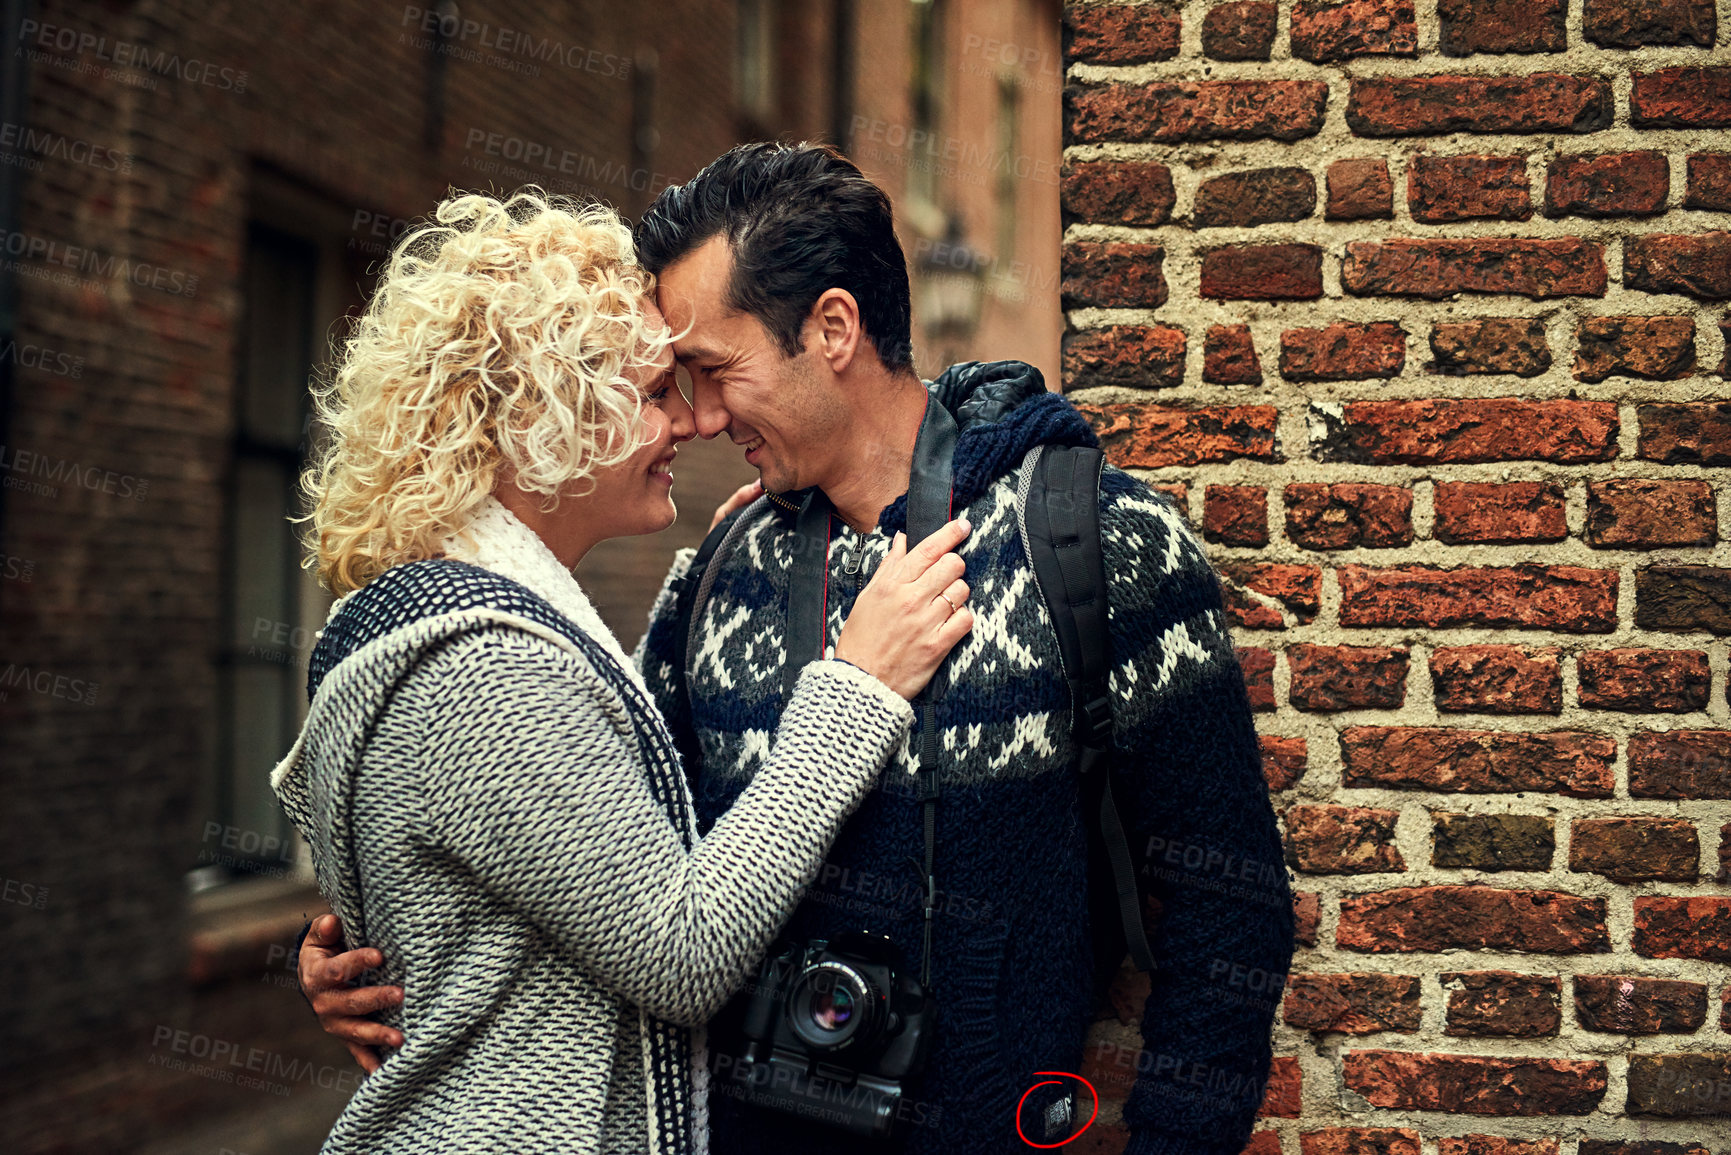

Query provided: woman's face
[578,302,697,540]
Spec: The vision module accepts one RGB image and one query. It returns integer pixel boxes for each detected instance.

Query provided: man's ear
[808,288,863,375]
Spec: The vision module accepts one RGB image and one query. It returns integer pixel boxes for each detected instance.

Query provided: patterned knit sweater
[635,362,1293,1155]
[270,499,916,1154]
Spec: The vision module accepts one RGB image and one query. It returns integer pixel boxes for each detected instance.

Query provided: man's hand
[297,913,404,1073]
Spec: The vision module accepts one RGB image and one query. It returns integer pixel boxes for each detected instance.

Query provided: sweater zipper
[841,531,866,591]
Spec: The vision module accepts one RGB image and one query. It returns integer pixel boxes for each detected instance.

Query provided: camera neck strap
[782,390,956,990]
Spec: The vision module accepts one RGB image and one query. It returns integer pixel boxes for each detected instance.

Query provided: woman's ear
[809,287,862,375]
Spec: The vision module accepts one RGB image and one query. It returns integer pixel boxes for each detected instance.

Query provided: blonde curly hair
[302,187,673,595]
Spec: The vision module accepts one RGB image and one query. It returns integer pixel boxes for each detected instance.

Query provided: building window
[737,0,777,124]
[193,223,328,889]
[995,73,1020,266]
[908,0,946,207]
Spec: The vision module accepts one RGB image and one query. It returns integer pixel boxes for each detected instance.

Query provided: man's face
[654,235,839,495]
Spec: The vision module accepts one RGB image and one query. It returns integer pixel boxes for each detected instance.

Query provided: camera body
[710,931,933,1139]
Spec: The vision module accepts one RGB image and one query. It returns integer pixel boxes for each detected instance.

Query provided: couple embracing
[274,141,1291,1155]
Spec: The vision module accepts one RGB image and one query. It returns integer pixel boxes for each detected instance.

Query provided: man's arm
[1098,470,1295,1155]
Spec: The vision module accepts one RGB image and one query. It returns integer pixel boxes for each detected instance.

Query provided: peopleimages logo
[17,19,249,92]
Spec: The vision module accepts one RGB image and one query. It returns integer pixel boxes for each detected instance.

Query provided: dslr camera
[710,931,932,1139]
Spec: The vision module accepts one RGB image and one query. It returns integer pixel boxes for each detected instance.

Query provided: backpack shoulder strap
[668,499,763,779]
[1017,445,1156,976]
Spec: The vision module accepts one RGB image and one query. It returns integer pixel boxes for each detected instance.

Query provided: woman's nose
[667,385,698,444]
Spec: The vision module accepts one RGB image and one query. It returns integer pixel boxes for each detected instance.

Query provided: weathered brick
[1721,316,1731,377]
[1312,399,1618,464]
[1280,322,1406,382]
[1061,242,1168,310]
[1067,81,1330,144]
[1257,1056,1302,1118]
[1291,0,1418,62]
[1243,1132,1283,1155]
[1061,160,1176,227]
[1545,151,1670,218]
[1337,565,1619,632]
[1438,1138,1560,1155]
[1580,1140,1711,1155]
[1301,1129,1419,1155]
[1240,646,1276,712]
[1063,325,1187,390]
[1284,973,1422,1034]
[1203,1,1278,61]
[1347,74,1613,136]
[1633,897,1731,962]
[1571,817,1700,882]
[1625,232,1731,300]
[1629,730,1731,799]
[1630,67,1731,128]
[1575,976,1708,1034]
[1220,562,1323,628]
[1284,483,1413,550]
[1431,646,1563,714]
[1585,477,1710,550]
[1295,890,1320,947]
[1408,155,1531,223]
[1343,237,1607,299]
[1339,886,1609,954]
[1636,401,1731,465]
[1201,244,1324,300]
[1626,1054,1731,1117]
[1574,315,1696,382]
[1326,158,1394,221]
[1433,481,1568,544]
[1261,734,1307,791]
[1438,0,1568,55]
[1081,403,1278,468]
[1289,645,1409,712]
[1204,323,1263,385]
[1578,649,1712,713]
[1721,821,1731,883]
[1066,3,1183,64]
[1443,971,1562,1037]
[1206,485,1269,547]
[1635,566,1731,634]
[1341,727,1616,796]
[1429,317,1552,377]
[1193,168,1317,229]
[1683,153,1731,212]
[1433,813,1556,871]
[1287,804,1405,874]
[1584,0,1716,47]
[1634,66,1731,127]
[1341,1050,1607,1113]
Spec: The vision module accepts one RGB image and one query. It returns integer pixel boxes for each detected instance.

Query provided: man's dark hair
[635,141,914,373]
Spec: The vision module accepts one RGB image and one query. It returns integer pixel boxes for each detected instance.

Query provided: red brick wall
[1063,1,1730,1150]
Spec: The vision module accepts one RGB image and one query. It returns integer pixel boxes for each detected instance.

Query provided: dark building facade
[0,1,1059,1150]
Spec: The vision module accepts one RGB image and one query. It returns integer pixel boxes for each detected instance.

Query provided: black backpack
[668,444,1155,1002]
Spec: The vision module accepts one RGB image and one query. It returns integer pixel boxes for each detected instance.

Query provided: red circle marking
[1013,1071,1099,1148]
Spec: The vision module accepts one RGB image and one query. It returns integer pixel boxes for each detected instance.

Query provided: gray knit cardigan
[271,499,916,1154]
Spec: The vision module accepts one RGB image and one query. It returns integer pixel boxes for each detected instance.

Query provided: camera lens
[787,961,880,1052]
[811,985,853,1030]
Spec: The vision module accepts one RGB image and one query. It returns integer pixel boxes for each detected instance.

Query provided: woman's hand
[707,479,764,533]
[834,518,974,700]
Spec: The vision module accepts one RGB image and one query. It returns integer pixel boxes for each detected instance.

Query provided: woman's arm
[399,626,914,1026]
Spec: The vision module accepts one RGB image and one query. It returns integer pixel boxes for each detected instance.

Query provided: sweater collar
[439,496,652,700]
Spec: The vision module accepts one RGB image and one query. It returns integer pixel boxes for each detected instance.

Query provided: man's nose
[690,378,732,440]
